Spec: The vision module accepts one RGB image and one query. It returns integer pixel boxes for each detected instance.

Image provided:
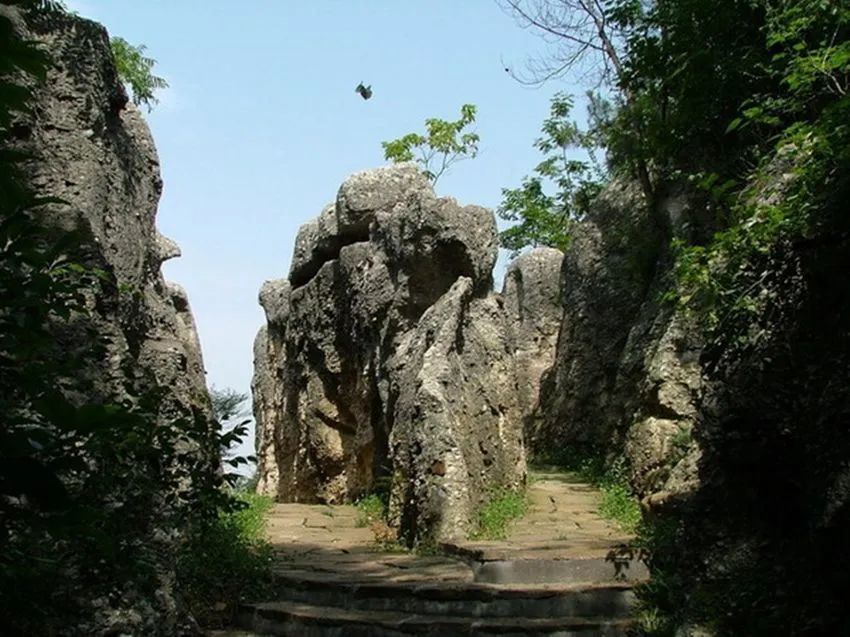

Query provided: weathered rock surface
[8,8,213,634]
[253,164,524,542]
[528,181,702,500]
[502,247,564,441]
[536,171,850,632]
[17,10,210,419]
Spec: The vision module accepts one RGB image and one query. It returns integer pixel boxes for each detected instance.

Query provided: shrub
[176,492,275,628]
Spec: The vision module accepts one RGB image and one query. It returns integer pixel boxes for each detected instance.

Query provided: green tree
[501,0,656,209]
[210,386,250,423]
[382,104,479,184]
[110,36,168,111]
[497,92,603,254]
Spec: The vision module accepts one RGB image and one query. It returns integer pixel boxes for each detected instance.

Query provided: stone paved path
[226,470,646,636]
[263,502,473,584]
[442,470,645,584]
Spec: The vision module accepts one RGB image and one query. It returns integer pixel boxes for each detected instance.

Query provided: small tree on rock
[382,104,479,184]
[110,37,168,111]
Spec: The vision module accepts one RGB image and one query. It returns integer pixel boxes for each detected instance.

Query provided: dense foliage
[505,1,850,634]
[177,492,274,627]
[382,104,479,184]
[504,0,849,343]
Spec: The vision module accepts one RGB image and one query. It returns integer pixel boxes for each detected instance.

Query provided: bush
[176,492,275,628]
[354,493,387,528]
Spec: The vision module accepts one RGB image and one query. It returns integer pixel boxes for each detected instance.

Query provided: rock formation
[253,164,554,542]
[533,172,850,633]
[501,247,564,443]
[15,9,210,421]
[6,8,213,633]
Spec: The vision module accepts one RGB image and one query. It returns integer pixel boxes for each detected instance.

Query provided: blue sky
[66,1,575,445]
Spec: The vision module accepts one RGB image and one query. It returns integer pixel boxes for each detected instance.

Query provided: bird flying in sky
[355,82,372,100]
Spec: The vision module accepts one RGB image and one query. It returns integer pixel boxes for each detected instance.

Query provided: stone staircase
[224,471,647,636]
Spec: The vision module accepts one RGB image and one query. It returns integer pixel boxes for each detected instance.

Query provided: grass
[177,491,275,628]
[354,492,387,527]
[598,482,642,534]
[470,487,529,540]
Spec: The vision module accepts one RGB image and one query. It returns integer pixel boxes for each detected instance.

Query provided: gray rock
[336,162,429,233]
[8,9,213,633]
[259,278,291,329]
[534,179,703,497]
[390,279,524,542]
[253,164,523,541]
[502,247,564,439]
[534,180,658,453]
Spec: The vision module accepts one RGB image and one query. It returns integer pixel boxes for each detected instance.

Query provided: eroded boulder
[502,247,564,441]
[253,165,524,542]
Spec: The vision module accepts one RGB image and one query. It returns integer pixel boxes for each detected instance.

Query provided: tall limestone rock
[12,8,211,421]
[537,171,850,632]
[253,164,532,542]
[502,247,565,444]
[4,7,213,633]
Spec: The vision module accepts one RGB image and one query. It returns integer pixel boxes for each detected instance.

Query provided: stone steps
[236,600,633,636]
[232,471,645,636]
[259,570,636,619]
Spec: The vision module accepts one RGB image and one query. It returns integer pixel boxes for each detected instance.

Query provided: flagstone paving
[228,470,647,636]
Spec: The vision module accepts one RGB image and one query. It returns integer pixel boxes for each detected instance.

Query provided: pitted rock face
[502,247,564,439]
[336,162,430,230]
[253,164,524,542]
[259,278,291,329]
[8,8,213,633]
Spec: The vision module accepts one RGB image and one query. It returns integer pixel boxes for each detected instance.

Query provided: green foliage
[498,93,604,255]
[382,103,479,184]
[470,487,528,540]
[354,492,387,528]
[210,386,250,423]
[177,491,275,627]
[110,36,168,111]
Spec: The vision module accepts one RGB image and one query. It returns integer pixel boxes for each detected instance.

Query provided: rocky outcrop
[253,164,526,542]
[535,168,850,632]
[502,247,564,443]
[527,181,701,499]
[6,8,213,634]
[15,9,210,420]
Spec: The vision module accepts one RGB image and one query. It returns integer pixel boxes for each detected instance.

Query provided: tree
[501,0,660,227]
[382,104,479,184]
[210,386,250,424]
[498,92,603,254]
[500,0,629,88]
[110,37,168,111]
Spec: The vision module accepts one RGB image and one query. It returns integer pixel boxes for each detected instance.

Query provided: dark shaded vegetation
[506,1,850,633]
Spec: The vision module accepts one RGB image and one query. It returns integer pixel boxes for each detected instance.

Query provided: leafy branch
[498,92,603,255]
[110,37,168,111]
[382,104,479,184]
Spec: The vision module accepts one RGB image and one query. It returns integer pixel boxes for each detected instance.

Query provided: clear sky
[65,0,573,449]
